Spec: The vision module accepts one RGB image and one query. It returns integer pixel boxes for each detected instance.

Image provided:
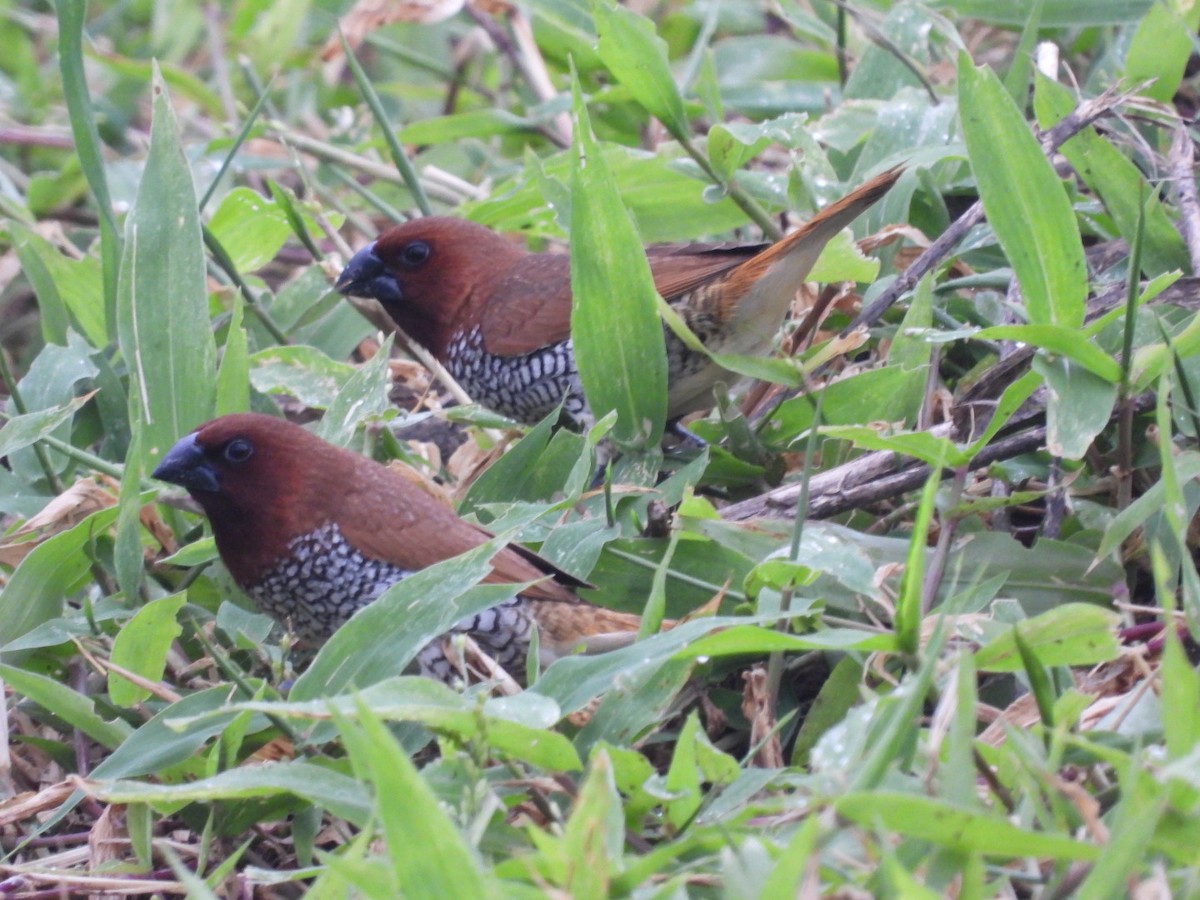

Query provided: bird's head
[335,217,527,357]
[152,413,336,583]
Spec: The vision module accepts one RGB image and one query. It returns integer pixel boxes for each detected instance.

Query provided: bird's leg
[665,417,707,449]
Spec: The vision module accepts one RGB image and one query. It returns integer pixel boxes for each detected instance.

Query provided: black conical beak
[152,434,219,494]
[335,242,403,304]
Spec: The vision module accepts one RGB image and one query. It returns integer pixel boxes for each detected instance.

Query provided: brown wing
[479,243,769,355]
[335,457,583,603]
[646,243,764,302]
[479,254,575,356]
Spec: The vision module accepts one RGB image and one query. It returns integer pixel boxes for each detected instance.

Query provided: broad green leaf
[593,0,688,137]
[0,664,131,748]
[560,752,622,899]
[1033,75,1190,277]
[836,792,1101,859]
[935,0,1151,26]
[315,335,395,446]
[187,677,579,771]
[975,325,1121,382]
[399,109,536,144]
[6,332,99,483]
[90,686,267,781]
[10,224,106,346]
[117,65,216,464]
[706,113,808,182]
[1124,0,1200,103]
[206,187,295,273]
[973,603,1120,672]
[0,395,92,459]
[1036,354,1118,460]
[569,78,667,450]
[85,762,370,827]
[664,712,704,833]
[844,5,937,101]
[248,345,356,408]
[468,145,748,241]
[958,55,1086,327]
[763,366,927,444]
[109,593,186,707]
[0,506,121,653]
[339,701,493,897]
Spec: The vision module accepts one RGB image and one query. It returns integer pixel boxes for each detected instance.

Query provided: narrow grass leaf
[1013,626,1056,732]
[340,30,432,216]
[896,464,942,656]
[215,296,250,416]
[760,815,820,895]
[569,75,667,450]
[835,792,1101,859]
[1074,777,1166,893]
[89,686,263,781]
[1001,0,1042,105]
[958,55,1086,327]
[1160,562,1200,761]
[792,656,864,766]
[54,0,119,332]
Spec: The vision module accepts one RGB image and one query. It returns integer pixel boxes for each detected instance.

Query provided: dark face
[333,218,526,357]
[151,413,325,584]
[151,413,309,518]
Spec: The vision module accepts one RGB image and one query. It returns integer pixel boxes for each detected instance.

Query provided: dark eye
[224,438,254,464]
[399,240,431,268]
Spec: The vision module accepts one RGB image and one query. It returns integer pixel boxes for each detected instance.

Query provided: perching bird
[336,167,901,427]
[152,413,643,683]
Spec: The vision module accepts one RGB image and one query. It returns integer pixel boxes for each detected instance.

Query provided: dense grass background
[0,0,1199,895]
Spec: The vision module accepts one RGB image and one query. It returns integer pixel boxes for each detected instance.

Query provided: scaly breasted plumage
[152,413,641,682]
[336,167,901,426]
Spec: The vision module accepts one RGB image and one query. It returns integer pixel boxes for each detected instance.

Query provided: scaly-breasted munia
[152,413,642,682]
[336,167,901,427]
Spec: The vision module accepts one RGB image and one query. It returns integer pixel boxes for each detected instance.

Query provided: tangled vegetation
[0,0,1198,895]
